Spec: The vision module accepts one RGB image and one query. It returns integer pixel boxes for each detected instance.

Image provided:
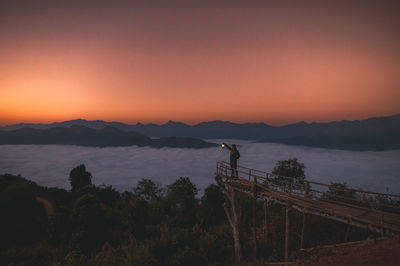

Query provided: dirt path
[35,196,55,216]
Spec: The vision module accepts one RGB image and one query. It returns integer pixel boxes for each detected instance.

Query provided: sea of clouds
[0,140,399,195]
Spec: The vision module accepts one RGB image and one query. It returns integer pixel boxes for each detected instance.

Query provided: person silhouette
[222,143,240,177]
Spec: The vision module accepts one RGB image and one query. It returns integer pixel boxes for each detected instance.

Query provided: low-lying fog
[1,140,399,194]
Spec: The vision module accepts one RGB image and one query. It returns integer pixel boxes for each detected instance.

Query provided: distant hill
[1,119,132,132]
[259,114,400,151]
[1,114,400,150]
[0,118,275,139]
[0,119,273,139]
[0,125,217,149]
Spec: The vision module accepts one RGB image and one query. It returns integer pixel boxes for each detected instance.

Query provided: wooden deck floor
[216,173,400,235]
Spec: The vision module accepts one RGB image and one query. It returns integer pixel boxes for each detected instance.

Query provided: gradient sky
[1,0,399,125]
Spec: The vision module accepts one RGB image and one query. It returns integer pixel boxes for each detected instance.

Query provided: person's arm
[223,143,232,150]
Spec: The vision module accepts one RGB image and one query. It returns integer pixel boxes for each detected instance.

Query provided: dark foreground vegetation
[0,161,381,265]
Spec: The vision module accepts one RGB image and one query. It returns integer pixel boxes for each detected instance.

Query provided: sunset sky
[1,1,399,126]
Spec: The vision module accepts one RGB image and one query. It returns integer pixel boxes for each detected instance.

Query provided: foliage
[0,159,389,265]
[199,184,226,228]
[166,177,199,227]
[0,183,46,248]
[69,164,92,191]
[167,177,198,205]
[71,191,124,255]
[130,197,150,242]
[198,224,234,263]
[325,182,356,202]
[134,178,163,202]
[272,158,306,190]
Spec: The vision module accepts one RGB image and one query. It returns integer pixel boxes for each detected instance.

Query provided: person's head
[232,144,237,150]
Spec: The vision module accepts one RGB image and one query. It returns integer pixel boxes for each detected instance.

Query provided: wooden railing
[216,161,400,234]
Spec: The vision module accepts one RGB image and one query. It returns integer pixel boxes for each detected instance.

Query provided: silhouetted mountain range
[0,126,217,148]
[1,114,400,150]
[258,114,400,150]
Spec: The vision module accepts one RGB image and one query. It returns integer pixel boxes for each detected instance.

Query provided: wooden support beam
[300,213,306,249]
[222,187,242,264]
[285,201,291,262]
[345,224,351,242]
[215,161,400,259]
[304,181,310,198]
[253,179,258,259]
[264,199,268,234]
[300,181,310,249]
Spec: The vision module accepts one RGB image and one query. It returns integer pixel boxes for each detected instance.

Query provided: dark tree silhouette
[69,164,92,191]
[200,184,225,228]
[272,158,306,190]
[167,177,198,204]
[167,177,199,227]
[134,178,163,202]
[0,183,46,248]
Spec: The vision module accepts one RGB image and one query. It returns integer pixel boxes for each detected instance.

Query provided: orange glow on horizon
[1,1,399,126]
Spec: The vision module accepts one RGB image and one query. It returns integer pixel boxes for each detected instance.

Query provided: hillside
[0,125,217,148]
[258,114,400,151]
[1,114,400,150]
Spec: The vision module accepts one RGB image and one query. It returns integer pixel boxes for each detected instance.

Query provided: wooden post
[300,181,309,249]
[300,213,306,249]
[253,178,258,259]
[264,199,268,234]
[305,181,310,196]
[223,187,242,264]
[285,201,291,262]
[345,224,351,242]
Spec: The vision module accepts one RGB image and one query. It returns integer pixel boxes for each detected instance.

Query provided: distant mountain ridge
[0,125,217,148]
[0,118,274,139]
[259,114,400,150]
[1,114,400,150]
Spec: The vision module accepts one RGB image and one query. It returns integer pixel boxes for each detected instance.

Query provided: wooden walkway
[215,161,400,236]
